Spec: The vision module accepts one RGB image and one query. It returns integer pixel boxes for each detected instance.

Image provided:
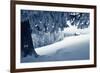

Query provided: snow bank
[21,34,90,62]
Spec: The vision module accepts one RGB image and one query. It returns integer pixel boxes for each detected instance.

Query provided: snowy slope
[21,34,89,62]
[35,34,89,55]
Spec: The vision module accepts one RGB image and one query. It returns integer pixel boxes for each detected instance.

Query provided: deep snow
[21,34,90,63]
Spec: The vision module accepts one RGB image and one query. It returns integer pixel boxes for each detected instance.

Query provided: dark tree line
[21,10,90,34]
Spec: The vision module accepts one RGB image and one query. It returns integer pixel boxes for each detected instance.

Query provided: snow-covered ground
[21,33,90,63]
